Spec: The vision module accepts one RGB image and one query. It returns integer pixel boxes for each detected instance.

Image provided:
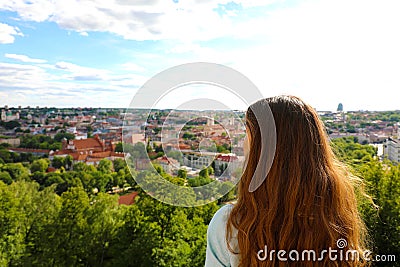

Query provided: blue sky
[0,0,399,111]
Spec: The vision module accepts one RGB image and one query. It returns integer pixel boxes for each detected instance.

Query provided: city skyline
[1,0,400,111]
[1,103,400,112]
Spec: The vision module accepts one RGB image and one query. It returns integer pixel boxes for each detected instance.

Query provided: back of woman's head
[227,95,368,266]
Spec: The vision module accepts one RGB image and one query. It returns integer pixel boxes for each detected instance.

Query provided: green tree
[9,182,60,266]
[0,171,12,185]
[98,158,113,174]
[30,158,49,173]
[218,181,236,203]
[0,181,25,265]
[0,143,11,149]
[115,142,123,152]
[72,162,87,172]
[44,172,64,189]
[126,142,147,159]
[85,193,123,266]
[3,120,21,130]
[177,168,187,179]
[357,161,400,265]
[47,187,90,266]
[65,155,73,170]
[31,171,46,187]
[111,193,215,267]
[332,137,400,266]
[199,167,210,179]
[113,158,126,173]
[92,171,112,193]
[0,149,13,163]
[54,132,75,142]
[1,163,29,181]
[52,156,65,169]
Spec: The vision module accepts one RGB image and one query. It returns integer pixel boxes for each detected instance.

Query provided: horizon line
[1,105,400,113]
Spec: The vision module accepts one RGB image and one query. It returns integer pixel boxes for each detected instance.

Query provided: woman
[205,96,369,266]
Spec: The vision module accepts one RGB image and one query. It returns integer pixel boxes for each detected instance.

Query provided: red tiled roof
[53,150,87,161]
[53,142,126,163]
[90,151,112,158]
[47,167,56,173]
[53,149,71,155]
[204,125,225,130]
[85,151,125,159]
[72,138,103,150]
[216,154,238,162]
[118,192,139,205]
[76,154,88,161]
[154,155,178,165]
[110,152,125,158]
[178,143,191,149]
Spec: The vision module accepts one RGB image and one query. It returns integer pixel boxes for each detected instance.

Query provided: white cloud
[55,61,111,81]
[0,23,23,44]
[1,0,400,110]
[0,60,148,108]
[5,53,47,63]
[120,62,146,73]
[0,0,55,22]
[140,0,400,111]
[0,0,266,42]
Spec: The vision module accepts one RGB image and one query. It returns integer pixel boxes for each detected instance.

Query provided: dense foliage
[0,158,220,266]
[0,137,398,266]
[332,137,400,266]
[0,120,21,130]
[0,181,219,266]
[0,155,223,266]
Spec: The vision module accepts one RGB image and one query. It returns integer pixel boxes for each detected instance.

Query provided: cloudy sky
[0,0,399,111]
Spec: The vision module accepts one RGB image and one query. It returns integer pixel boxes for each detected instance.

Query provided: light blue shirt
[205,204,239,267]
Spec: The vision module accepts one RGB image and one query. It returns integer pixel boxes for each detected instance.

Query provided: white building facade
[383,138,400,163]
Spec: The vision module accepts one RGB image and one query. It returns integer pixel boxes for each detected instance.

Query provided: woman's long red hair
[226,96,368,266]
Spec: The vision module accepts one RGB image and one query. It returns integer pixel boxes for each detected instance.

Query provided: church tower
[1,109,6,121]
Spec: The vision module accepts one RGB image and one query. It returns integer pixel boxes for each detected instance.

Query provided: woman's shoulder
[209,204,234,226]
[205,204,237,267]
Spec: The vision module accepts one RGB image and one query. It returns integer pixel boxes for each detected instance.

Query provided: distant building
[63,135,107,152]
[1,109,20,122]
[8,147,50,157]
[50,135,125,165]
[203,124,226,136]
[153,155,180,173]
[383,138,400,163]
[337,103,343,112]
[182,152,215,170]
[369,133,388,143]
[214,153,240,177]
[0,138,20,147]
[74,133,88,140]
[124,133,146,144]
[132,158,151,171]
